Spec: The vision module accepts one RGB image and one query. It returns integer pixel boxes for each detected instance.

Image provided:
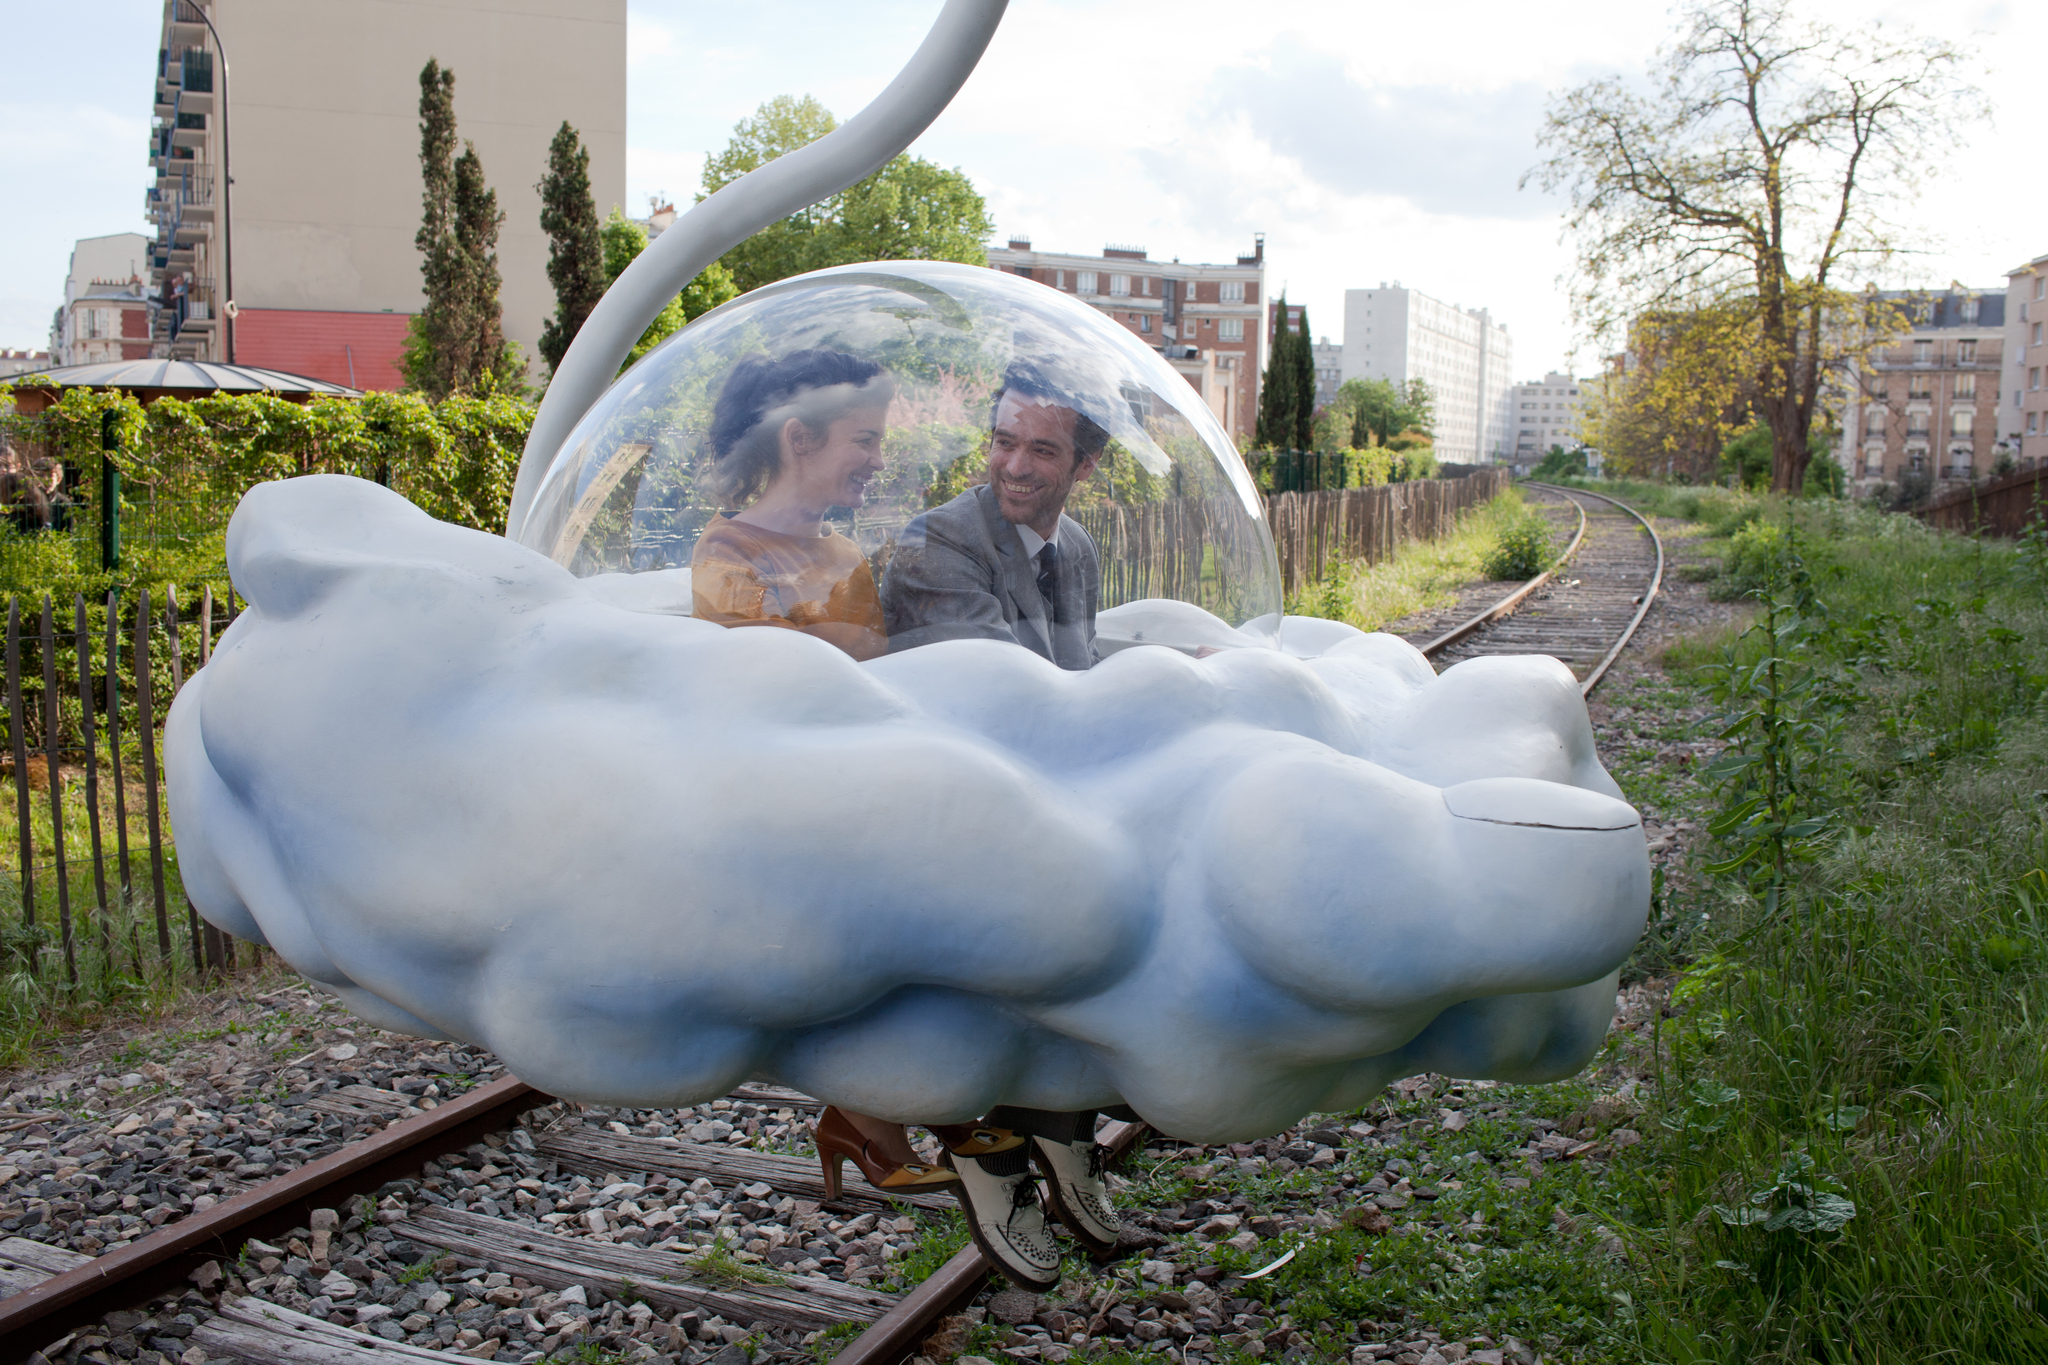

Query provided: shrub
[1481,504,1559,580]
[1718,517,1790,598]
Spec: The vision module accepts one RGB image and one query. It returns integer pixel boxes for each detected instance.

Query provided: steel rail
[0,1080,1145,1365]
[832,1117,1149,1365]
[1535,483,1664,697]
[1415,483,1663,698]
[0,1075,552,1362]
[1416,491,1588,658]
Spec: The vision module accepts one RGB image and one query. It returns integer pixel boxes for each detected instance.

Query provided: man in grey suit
[881,370,1105,670]
[878,370,1128,1286]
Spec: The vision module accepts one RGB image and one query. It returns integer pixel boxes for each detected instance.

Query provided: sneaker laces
[1007,1171,1040,1221]
[1085,1142,1109,1179]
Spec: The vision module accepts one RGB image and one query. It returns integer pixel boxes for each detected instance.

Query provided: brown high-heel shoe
[814,1106,961,1200]
[928,1121,1027,1158]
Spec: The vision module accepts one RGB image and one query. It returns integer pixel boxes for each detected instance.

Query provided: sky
[1,0,2039,379]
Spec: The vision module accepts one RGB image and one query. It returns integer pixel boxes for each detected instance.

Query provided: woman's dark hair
[705,349,895,509]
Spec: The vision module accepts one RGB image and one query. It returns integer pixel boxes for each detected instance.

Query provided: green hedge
[0,383,533,599]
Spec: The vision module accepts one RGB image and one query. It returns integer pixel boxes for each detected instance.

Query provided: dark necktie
[1035,542,1060,621]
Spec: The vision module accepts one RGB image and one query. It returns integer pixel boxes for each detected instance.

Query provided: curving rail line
[1418,482,1663,698]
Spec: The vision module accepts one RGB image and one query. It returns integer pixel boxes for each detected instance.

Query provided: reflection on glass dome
[517,261,1283,658]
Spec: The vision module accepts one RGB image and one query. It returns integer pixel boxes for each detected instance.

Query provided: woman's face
[785,405,889,509]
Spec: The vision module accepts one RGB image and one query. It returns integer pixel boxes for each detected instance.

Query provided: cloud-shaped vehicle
[166,259,1646,1143]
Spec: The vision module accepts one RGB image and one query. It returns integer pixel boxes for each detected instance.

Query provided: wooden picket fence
[0,585,242,987]
[1916,464,2048,540]
[1263,467,1513,599]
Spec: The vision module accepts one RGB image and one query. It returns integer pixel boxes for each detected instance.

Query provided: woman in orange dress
[692,349,1021,1196]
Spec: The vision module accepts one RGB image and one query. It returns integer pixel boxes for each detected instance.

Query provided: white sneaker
[1032,1137,1121,1257]
[950,1151,1062,1289]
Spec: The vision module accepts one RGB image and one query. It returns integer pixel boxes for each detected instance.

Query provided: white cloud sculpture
[168,476,1647,1143]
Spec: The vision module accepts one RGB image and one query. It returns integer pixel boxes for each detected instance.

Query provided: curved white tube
[507,0,1010,539]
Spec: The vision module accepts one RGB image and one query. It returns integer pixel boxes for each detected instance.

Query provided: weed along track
[0,1068,1148,1365]
[1417,484,1664,696]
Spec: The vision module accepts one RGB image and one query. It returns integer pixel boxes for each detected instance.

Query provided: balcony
[177,87,214,118]
[172,112,208,149]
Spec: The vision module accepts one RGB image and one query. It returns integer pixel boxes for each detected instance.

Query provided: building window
[1954,373,1977,399]
[2032,414,2041,434]
[1139,314,1151,334]
[1961,296,1980,324]
[1077,270,1097,294]
[1959,339,1977,364]
[2037,277,2046,302]
[2036,323,2046,346]
[1109,274,1130,297]
[1951,410,1974,437]
[1908,376,1931,401]
[1907,412,1929,436]
[1219,281,1245,304]
[1219,319,1244,341]
[2032,368,2042,391]
[1055,270,1067,289]
[1913,340,1933,365]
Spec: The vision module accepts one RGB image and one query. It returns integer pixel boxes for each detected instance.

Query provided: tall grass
[1611,497,2048,1361]
[1286,489,1547,631]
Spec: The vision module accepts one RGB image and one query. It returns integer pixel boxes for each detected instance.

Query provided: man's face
[987,392,1100,536]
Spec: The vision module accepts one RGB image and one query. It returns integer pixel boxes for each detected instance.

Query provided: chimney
[1007,235,1032,251]
[1236,232,1265,267]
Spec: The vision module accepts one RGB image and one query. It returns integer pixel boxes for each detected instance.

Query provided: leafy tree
[1338,376,1435,447]
[599,208,738,371]
[698,95,991,293]
[1531,0,1982,491]
[537,121,605,374]
[1581,303,1760,481]
[401,60,521,397]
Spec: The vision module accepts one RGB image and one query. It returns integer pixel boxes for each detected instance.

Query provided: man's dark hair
[990,364,1110,465]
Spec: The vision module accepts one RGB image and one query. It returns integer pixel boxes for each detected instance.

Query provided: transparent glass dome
[516,261,1282,659]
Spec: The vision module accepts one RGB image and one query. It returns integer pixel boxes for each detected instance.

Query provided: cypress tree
[1257,293,1298,451]
[537,121,604,373]
[451,140,519,389]
[1290,304,1316,450]
[401,60,461,396]
[400,60,520,396]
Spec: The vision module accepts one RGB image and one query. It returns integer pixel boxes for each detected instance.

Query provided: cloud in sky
[170,475,1648,1141]
[1202,47,1557,220]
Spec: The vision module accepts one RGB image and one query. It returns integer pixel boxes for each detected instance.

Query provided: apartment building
[1340,283,1513,463]
[48,234,155,365]
[984,236,1267,443]
[145,0,624,387]
[1508,372,1591,457]
[1836,287,2004,490]
[0,351,51,380]
[1311,338,1342,412]
[2007,252,2048,467]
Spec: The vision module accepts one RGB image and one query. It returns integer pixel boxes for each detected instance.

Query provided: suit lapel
[978,485,1052,658]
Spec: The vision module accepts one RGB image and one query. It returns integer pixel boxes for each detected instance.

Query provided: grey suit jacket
[880,483,1099,670]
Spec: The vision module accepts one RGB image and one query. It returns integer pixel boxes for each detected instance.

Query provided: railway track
[1413,482,1664,696]
[0,483,1661,1365]
[0,1074,1148,1365]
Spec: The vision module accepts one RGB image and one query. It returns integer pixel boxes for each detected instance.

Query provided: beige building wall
[201,0,625,370]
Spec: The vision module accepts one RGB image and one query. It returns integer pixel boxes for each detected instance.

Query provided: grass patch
[1595,496,2048,1360]
[1285,489,1557,632]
